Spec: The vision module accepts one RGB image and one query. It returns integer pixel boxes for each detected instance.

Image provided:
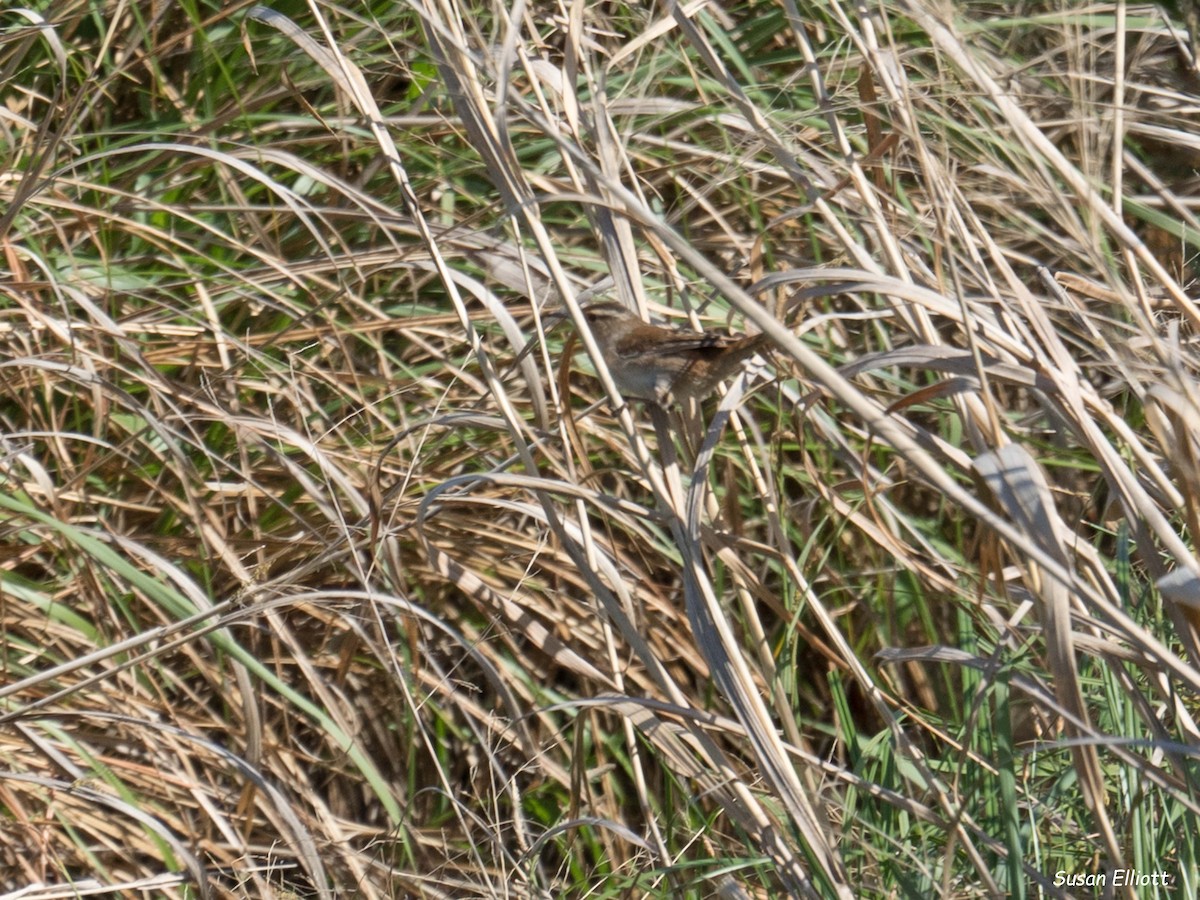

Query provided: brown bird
[553,301,770,406]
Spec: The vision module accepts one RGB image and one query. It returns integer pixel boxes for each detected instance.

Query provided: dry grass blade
[975,444,1123,869]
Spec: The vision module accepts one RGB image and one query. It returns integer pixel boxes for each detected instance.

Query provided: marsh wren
[553,301,770,406]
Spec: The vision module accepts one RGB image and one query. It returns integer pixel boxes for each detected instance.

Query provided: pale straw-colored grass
[1,1,1199,897]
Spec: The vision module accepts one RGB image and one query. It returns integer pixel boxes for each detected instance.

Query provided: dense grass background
[3,0,1200,897]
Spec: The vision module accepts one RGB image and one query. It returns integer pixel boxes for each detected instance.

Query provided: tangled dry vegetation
[3,1,1200,897]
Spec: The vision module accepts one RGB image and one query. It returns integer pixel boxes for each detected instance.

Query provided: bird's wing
[614,331,738,359]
